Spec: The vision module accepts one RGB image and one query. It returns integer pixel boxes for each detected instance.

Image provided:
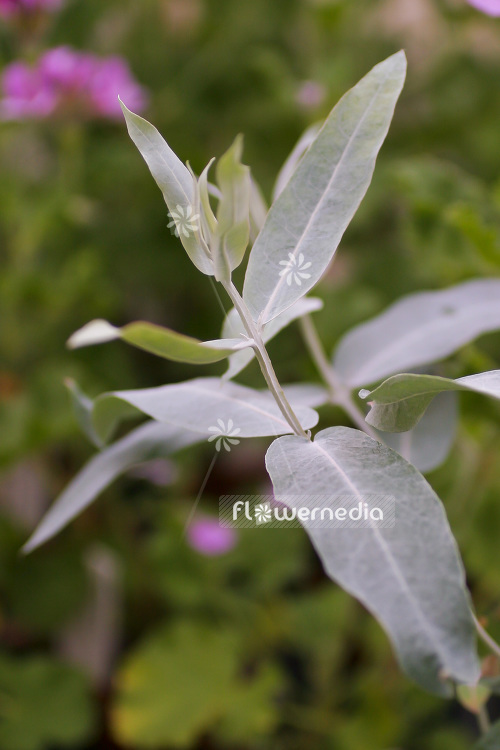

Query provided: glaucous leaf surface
[92,377,319,444]
[23,422,201,553]
[120,101,213,275]
[65,378,103,448]
[222,297,323,379]
[381,392,458,473]
[362,370,500,432]
[272,123,321,201]
[243,51,406,326]
[215,135,251,274]
[333,279,500,388]
[265,426,479,695]
[68,319,248,365]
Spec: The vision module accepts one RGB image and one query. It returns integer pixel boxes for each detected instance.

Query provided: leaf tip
[67,320,120,350]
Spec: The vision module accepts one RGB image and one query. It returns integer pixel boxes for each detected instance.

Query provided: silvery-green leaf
[281,383,329,409]
[222,297,323,380]
[362,370,500,432]
[120,100,213,275]
[473,721,500,750]
[272,123,321,201]
[92,377,319,444]
[23,422,201,554]
[266,426,479,695]
[215,135,251,273]
[68,319,249,365]
[382,393,458,473]
[334,279,500,388]
[65,378,103,448]
[249,178,268,242]
[243,51,406,325]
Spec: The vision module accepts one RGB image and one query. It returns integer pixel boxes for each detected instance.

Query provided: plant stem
[478,703,491,735]
[299,314,381,442]
[221,280,309,439]
[474,615,500,659]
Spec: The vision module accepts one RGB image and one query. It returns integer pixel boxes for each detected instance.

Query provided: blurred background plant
[1,0,500,748]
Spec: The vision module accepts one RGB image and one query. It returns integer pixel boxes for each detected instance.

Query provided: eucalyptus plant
[24,51,500,738]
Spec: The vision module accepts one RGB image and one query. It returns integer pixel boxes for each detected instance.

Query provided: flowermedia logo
[219,495,396,529]
[167,204,200,238]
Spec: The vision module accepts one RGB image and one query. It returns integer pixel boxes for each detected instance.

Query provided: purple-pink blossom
[0,46,147,121]
[466,0,500,16]
[186,517,238,557]
[0,0,63,17]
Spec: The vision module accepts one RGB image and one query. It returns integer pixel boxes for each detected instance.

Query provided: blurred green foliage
[1,0,500,747]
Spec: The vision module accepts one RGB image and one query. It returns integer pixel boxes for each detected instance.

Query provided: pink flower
[466,0,500,16]
[0,0,63,17]
[0,47,148,121]
[186,517,238,557]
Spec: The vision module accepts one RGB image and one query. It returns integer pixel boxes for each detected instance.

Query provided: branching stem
[221,280,309,439]
[299,314,381,442]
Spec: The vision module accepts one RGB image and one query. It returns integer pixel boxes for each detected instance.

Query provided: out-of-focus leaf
[92,377,319,444]
[362,370,500,432]
[473,721,500,750]
[65,378,103,448]
[243,52,406,325]
[381,392,458,472]
[222,297,323,379]
[23,422,202,553]
[333,279,500,388]
[0,654,95,750]
[68,319,249,365]
[120,100,213,275]
[266,426,479,695]
[111,622,238,748]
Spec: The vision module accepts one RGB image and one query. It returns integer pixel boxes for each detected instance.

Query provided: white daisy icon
[254,502,273,524]
[207,419,241,452]
[167,204,200,238]
[278,252,312,286]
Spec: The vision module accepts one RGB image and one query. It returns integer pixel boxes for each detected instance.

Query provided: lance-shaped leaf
[381,392,458,473]
[65,378,103,448]
[92,377,319,444]
[272,123,321,201]
[266,427,479,695]
[68,319,250,365]
[334,278,500,388]
[120,100,213,275]
[361,370,500,432]
[222,297,323,379]
[243,51,406,326]
[215,135,251,274]
[23,422,202,554]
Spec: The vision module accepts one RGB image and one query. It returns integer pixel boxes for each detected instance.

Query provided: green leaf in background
[92,376,319,444]
[381,392,458,473]
[120,100,213,275]
[222,297,323,379]
[333,279,500,388]
[0,654,95,750]
[361,370,500,432]
[111,621,281,748]
[215,135,251,274]
[67,318,250,365]
[243,51,406,325]
[265,426,479,695]
[23,421,202,553]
